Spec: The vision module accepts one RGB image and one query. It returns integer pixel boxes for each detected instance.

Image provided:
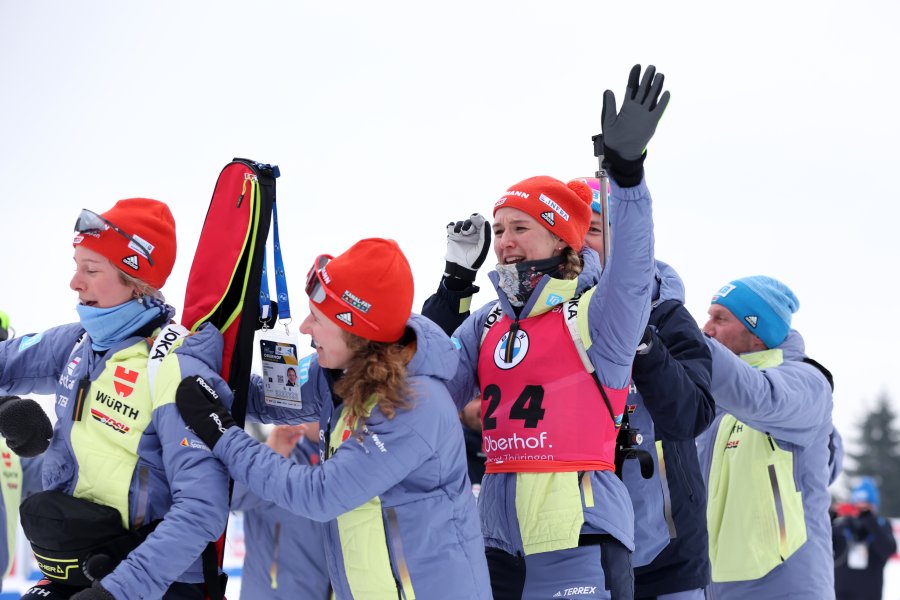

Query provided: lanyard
[260,200,291,325]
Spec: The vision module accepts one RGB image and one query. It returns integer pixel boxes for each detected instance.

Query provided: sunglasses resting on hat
[305,254,380,332]
[75,209,155,267]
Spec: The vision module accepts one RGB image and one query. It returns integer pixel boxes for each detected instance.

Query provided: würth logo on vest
[113,366,139,398]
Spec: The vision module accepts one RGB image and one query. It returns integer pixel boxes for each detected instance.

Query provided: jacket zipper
[656,444,678,539]
[670,443,694,501]
[386,507,415,599]
[766,434,787,561]
[269,522,281,589]
[133,465,150,529]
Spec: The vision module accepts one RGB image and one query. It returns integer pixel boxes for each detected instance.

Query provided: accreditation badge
[257,328,303,409]
[847,541,869,570]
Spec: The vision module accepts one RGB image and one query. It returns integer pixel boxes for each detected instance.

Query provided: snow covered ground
[884,560,900,600]
[882,521,900,599]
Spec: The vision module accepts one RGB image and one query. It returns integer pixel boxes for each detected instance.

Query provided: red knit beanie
[73,198,177,290]
[493,176,593,250]
[307,238,413,343]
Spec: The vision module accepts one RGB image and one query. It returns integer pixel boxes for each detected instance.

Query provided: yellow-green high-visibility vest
[70,326,190,529]
[706,349,807,582]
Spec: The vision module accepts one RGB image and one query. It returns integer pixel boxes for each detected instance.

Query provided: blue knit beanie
[850,477,880,509]
[710,275,799,348]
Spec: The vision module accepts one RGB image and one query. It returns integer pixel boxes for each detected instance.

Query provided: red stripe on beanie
[73,198,176,290]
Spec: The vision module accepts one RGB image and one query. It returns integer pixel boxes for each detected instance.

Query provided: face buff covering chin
[76,296,170,351]
[495,255,565,308]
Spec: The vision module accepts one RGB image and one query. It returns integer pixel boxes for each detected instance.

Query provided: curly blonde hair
[332,328,417,423]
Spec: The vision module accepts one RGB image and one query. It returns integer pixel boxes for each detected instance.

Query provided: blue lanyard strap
[259,200,291,322]
[272,201,291,319]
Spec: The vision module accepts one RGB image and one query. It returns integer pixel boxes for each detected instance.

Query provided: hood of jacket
[775,328,805,360]
[404,313,459,384]
[653,259,686,306]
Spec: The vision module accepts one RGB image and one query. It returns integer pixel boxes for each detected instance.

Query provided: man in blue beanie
[832,477,897,600]
[705,276,799,354]
[698,275,839,599]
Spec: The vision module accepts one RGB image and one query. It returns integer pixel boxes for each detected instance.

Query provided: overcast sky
[2,1,898,468]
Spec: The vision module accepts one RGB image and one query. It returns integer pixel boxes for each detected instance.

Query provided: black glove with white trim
[444,213,491,283]
[0,396,52,457]
[175,376,236,450]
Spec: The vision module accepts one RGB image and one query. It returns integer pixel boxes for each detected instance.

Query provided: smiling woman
[419,63,669,600]
[426,167,657,600]
[491,176,593,309]
[174,237,493,599]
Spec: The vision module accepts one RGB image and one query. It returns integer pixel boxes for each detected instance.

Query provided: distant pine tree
[845,392,900,516]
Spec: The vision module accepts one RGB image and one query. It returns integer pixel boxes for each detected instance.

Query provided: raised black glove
[444,213,491,283]
[175,376,236,450]
[70,580,116,600]
[0,396,52,456]
[601,64,670,186]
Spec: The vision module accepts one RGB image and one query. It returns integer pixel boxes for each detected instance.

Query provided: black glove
[0,396,52,456]
[601,64,670,186]
[70,580,116,600]
[444,213,491,283]
[175,376,236,450]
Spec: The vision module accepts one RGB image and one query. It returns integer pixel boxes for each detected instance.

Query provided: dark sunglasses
[75,209,154,267]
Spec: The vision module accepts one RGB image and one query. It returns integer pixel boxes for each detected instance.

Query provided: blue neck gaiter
[76,297,172,351]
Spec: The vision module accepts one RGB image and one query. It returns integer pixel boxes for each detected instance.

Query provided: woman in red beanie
[0,199,233,600]
[175,237,492,599]
[422,65,668,599]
